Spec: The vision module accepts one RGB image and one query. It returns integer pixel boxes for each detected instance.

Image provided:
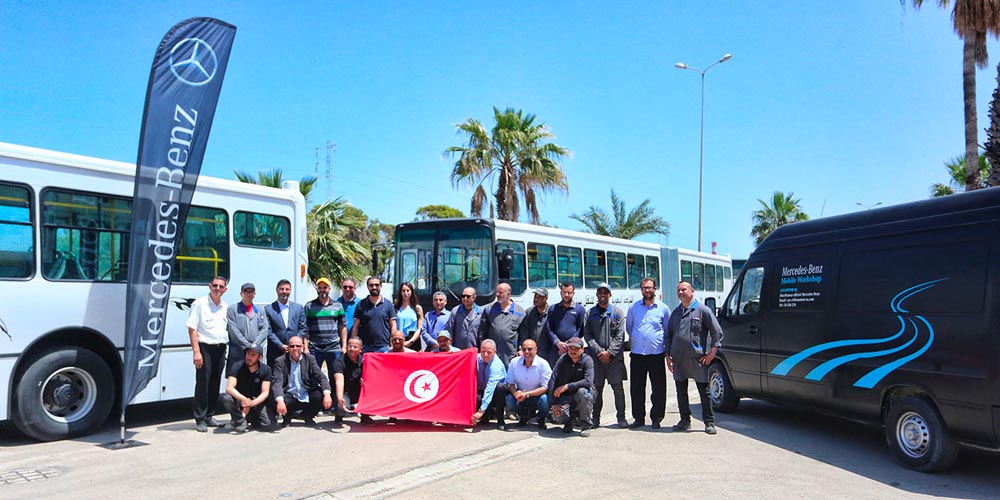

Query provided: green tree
[751,191,809,245]
[570,190,670,240]
[931,155,990,196]
[445,107,571,224]
[984,61,1000,185]
[306,198,369,282]
[909,0,1000,191]
[233,169,318,205]
[415,204,465,220]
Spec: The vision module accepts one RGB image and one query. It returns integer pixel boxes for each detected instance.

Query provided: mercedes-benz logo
[168,38,218,86]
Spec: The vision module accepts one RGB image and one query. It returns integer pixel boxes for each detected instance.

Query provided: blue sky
[3,1,998,259]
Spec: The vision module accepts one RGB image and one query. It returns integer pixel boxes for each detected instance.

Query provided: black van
[713,188,1000,472]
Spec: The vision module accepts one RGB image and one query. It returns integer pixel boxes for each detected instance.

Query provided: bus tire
[708,362,740,413]
[884,396,959,472]
[13,347,114,441]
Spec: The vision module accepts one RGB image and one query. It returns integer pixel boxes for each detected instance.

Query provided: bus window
[681,259,693,284]
[706,264,716,292]
[584,249,606,288]
[0,183,33,279]
[395,228,434,293]
[716,265,724,292]
[626,253,645,289]
[693,262,705,292]
[607,251,626,289]
[234,211,290,249]
[557,246,582,288]
[178,206,229,283]
[527,243,557,289]
[497,239,527,295]
[724,266,732,280]
[645,255,659,285]
[437,225,493,297]
[42,189,129,281]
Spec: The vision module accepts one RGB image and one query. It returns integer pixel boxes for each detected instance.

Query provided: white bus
[392,218,732,313]
[0,143,308,440]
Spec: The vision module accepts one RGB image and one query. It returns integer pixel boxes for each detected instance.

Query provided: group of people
[185,273,725,437]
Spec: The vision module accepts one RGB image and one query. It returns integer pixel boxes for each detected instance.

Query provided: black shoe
[232,420,248,433]
[628,420,645,429]
[705,423,717,435]
[281,416,291,428]
[517,418,528,428]
[334,415,344,424]
[497,423,507,431]
[672,420,691,431]
[388,417,398,424]
[303,416,318,427]
[562,422,573,434]
[360,415,375,426]
[206,417,224,428]
[537,420,547,431]
[651,420,661,430]
[195,421,208,433]
[579,425,591,437]
[592,419,600,428]
[617,419,629,428]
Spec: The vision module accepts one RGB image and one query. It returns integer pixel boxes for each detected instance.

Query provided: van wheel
[13,347,114,441]
[708,362,740,412]
[884,396,959,472]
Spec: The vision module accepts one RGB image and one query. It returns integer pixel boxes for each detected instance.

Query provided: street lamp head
[719,53,733,63]
[675,62,688,69]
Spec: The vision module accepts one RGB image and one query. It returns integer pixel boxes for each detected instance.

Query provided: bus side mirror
[498,248,514,280]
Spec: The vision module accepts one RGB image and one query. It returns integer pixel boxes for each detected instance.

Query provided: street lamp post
[856,201,882,210]
[676,53,732,252]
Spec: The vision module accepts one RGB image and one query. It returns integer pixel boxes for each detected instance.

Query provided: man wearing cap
[504,339,552,429]
[517,288,551,360]
[626,277,670,429]
[478,282,525,367]
[187,276,230,432]
[447,287,482,350]
[221,343,275,432]
[351,276,398,353]
[431,330,461,352]
[545,282,586,367]
[584,283,628,428]
[471,339,507,429]
[548,337,596,437]
[265,279,307,365]
[227,282,270,370]
[421,291,451,352]
[667,281,724,435]
[272,335,333,427]
[305,277,348,379]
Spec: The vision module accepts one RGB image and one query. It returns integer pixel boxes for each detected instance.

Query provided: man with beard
[626,278,670,429]
[272,335,333,427]
[546,282,586,367]
[517,288,550,360]
[584,283,628,428]
[549,337,595,437]
[265,279,307,365]
[304,277,348,378]
[421,291,451,352]
[478,283,525,366]
[221,343,275,432]
[351,276,398,353]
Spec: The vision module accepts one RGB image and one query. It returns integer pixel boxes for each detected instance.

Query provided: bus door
[718,264,766,397]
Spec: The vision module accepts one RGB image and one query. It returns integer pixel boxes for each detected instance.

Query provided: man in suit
[271,335,333,427]
[265,279,307,365]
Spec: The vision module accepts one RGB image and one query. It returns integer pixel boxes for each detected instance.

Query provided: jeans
[675,379,714,424]
[552,388,593,426]
[506,393,550,421]
[362,345,389,354]
[312,349,342,380]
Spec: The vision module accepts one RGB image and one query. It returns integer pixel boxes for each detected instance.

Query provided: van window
[0,183,33,279]
[497,239,527,295]
[727,266,763,316]
[528,243,557,289]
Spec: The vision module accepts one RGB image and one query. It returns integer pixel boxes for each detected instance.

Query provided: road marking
[308,436,556,500]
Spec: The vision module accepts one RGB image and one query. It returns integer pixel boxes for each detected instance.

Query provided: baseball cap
[533,288,548,297]
[437,330,452,340]
[567,337,585,348]
[241,282,256,292]
[316,277,332,287]
[596,282,611,293]
[246,343,263,355]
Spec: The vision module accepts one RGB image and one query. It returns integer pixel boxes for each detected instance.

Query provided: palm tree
[930,155,990,196]
[570,190,670,240]
[909,0,1000,191]
[306,198,369,282]
[445,107,571,224]
[751,192,809,245]
[234,169,318,205]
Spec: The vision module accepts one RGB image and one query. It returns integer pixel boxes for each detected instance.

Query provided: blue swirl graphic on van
[770,279,945,389]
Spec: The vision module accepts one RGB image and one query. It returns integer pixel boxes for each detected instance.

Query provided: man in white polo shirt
[186,276,230,432]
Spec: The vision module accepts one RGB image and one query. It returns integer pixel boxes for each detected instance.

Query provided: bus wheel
[884,396,959,472]
[708,362,739,412]
[13,347,114,441]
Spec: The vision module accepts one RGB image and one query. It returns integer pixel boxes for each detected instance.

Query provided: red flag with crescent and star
[356,349,477,425]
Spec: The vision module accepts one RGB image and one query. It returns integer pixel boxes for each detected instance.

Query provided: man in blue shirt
[471,339,508,430]
[546,282,586,366]
[351,276,398,353]
[626,277,670,429]
[421,291,451,351]
[336,278,359,333]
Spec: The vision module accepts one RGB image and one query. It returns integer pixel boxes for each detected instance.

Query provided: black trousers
[193,342,227,423]
[675,379,714,424]
[283,388,325,420]
[629,353,666,423]
[476,385,507,424]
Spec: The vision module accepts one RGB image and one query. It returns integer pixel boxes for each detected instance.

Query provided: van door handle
[749,325,760,335]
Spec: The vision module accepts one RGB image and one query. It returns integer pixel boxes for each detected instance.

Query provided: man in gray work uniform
[584,282,628,428]
[666,281,724,435]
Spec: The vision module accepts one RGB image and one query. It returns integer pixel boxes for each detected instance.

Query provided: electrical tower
[325,142,336,200]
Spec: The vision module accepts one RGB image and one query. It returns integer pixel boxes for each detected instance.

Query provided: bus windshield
[394,222,494,303]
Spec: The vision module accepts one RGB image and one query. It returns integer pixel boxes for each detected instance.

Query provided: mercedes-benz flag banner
[357,349,477,425]
[122,18,236,409]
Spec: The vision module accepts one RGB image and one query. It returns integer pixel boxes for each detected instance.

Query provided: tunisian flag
[357,349,476,426]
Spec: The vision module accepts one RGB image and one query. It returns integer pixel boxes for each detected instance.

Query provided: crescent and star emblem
[403,370,439,403]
